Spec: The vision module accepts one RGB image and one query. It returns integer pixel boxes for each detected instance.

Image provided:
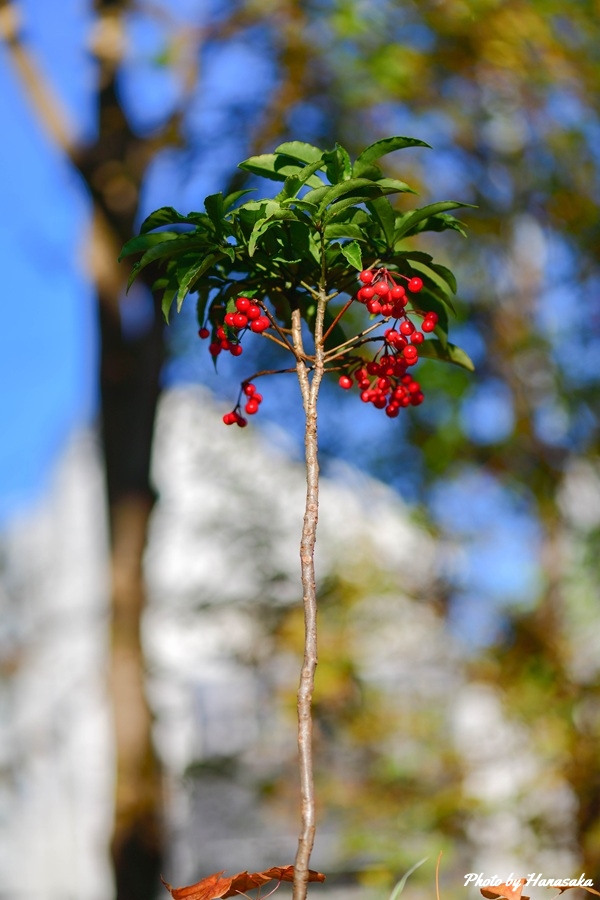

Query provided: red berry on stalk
[245,399,260,414]
[233,313,248,329]
[400,319,415,335]
[359,270,374,284]
[230,344,243,356]
[366,299,382,315]
[223,411,236,425]
[250,316,270,333]
[385,404,400,418]
[235,297,251,312]
[403,345,418,361]
[375,280,390,297]
[235,413,247,428]
[198,327,210,339]
[209,342,221,356]
[411,331,424,344]
[391,285,406,301]
[408,277,423,292]
[410,391,425,406]
[247,304,261,320]
[360,285,376,300]
[339,374,353,389]
[422,318,436,333]
[243,383,256,396]
[224,313,236,327]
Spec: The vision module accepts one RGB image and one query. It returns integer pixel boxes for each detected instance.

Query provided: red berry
[421,319,434,333]
[232,313,247,329]
[235,413,248,427]
[339,375,353,389]
[245,399,259,414]
[385,404,400,418]
[230,344,243,356]
[223,411,236,425]
[250,316,270,333]
[360,390,372,403]
[247,304,261,320]
[217,326,227,340]
[399,319,415,335]
[408,277,423,292]
[235,297,251,312]
[224,313,236,327]
[373,395,387,409]
[411,331,424,344]
[410,391,425,406]
[243,383,256,396]
[381,303,394,317]
[391,285,406,301]
[366,299,382,315]
[252,392,263,403]
[198,327,210,339]
[209,342,221,356]
[360,285,376,300]
[403,345,418,360]
[220,339,231,351]
[359,270,374,284]
[374,280,390,296]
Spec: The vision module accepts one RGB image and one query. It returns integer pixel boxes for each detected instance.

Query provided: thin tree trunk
[292,289,327,900]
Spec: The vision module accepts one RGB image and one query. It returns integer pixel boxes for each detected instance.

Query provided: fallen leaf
[161,865,326,900]
[481,879,529,900]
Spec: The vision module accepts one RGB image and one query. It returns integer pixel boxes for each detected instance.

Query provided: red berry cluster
[336,267,438,417]
[222,382,264,428]
[198,296,271,359]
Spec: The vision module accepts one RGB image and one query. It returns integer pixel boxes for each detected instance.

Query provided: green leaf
[125,235,210,289]
[402,212,470,238]
[388,859,428,900]
[324,223,367,241]
[274,141,323,164]
[176,252,224,310]
[138,206,206,234]
[394,201,475,242]
[204,193,225,231]
[276,159,326,200]
[354,136,431,176]
[375,177,415,194]
[119,230,181,261]
[317,177,383,213]
[366,196,395,247]
[322,143,352,183]
[418,339,475,371]
[322,195,380,223]
[247,209,298,256]
[222,188,254,211]
[280,198,319,213]
[340,241,363,270]
[239,153,323,187]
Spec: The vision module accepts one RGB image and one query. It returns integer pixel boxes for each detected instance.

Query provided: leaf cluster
[120,136,474,369]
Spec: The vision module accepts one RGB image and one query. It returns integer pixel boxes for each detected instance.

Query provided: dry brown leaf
[161,865,326,900]
[481,879,530,900]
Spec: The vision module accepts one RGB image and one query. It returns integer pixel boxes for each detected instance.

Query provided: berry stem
[322,297,354,344]
[291,283,327,900]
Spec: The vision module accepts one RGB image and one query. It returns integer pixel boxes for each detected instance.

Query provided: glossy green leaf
[276,159,326,200]
[322,195,378,224]
[222,188,254,211]
[394,201,474,242]
[138,207,207,235]
[418,339,474,371]
[239,153,323,187]
[322,143,352,183]
[366,196,395,246]
[375,177,415,194]
[176,252,224,309]
[324,223,367,241]
[317,178,383,213]
[354,136,431,176]
[204,193,225,231]
[274,141,323,164]
[340,240,363,270]
[125,235,209,289]
[119,230,182,260]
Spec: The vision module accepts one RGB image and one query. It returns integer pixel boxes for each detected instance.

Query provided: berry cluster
[222,382,264,428]
[198,296,271,359]
[336,267,438,417]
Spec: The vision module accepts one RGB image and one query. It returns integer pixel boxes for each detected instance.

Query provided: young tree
[121,136,473,900]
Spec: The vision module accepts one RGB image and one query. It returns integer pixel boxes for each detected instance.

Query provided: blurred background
[0,1,599,899]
